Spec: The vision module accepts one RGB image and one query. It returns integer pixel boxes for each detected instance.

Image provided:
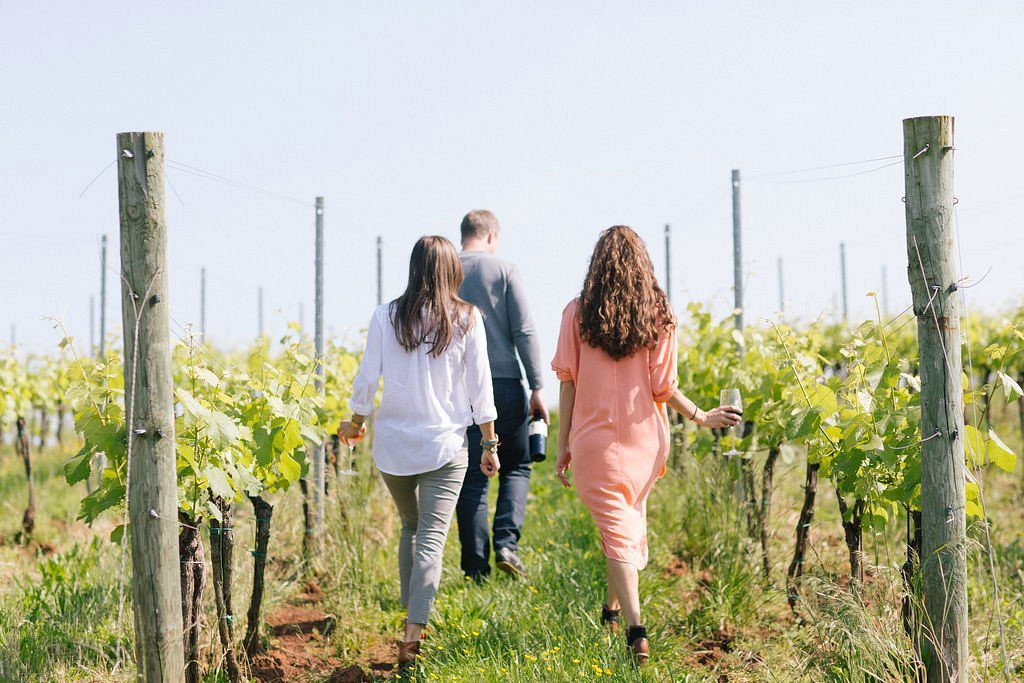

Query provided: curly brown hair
[578,226,674,360]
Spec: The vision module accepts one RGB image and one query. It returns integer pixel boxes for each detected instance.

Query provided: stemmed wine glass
[338,440,358,477]
[720,388,743,456]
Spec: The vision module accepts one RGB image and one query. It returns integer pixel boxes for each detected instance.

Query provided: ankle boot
[626,626,649,665]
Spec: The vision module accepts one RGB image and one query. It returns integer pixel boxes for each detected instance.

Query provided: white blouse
[349,303,498,476]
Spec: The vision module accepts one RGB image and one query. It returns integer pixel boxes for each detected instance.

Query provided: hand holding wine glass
[719,388,744,455]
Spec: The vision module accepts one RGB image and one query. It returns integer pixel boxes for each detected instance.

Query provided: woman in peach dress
[551,226,740,664]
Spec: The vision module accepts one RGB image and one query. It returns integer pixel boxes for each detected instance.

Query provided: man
[456,209,547,580]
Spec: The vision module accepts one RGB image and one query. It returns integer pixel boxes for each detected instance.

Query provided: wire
[77,159,116,199]
[747,154,903,180]
[749,159,904,185]
[167,159,310,207]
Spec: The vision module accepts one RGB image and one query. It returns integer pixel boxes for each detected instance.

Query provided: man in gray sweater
[456,209,547,580]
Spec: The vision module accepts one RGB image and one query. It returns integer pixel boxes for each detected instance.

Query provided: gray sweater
[459,251,543,390]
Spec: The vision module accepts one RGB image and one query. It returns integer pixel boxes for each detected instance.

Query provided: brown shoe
[601,605,621,635]
[627,626,649,666]
[397,639,421,667]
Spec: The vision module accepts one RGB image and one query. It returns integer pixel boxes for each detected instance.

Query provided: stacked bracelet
[481,438,500,451]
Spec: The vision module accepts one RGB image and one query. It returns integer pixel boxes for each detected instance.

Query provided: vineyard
[1,292,1023,680]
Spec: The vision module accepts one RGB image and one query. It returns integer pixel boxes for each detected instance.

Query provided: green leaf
[64,446,94,485]
[997,372,1023,403]
[278,451,301,482]
[110,524,125,544]
[205,465,235,500]
[987,429,1016,473]
[964,424,1017,472]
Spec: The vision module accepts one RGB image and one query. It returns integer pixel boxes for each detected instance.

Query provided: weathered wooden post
[664,223,672,306]
[308,196,325,544]
[731,170,743,331]
[376,235,383,306]
[99,234,107,358]
[902,115,967,682]
[839,242,849,322]
[777,257,785,314]
[116,131,185,681]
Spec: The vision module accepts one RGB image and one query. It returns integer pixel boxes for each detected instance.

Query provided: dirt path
[251,581,397,682]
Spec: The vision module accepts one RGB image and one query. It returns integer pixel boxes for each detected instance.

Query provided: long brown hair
[578,225,674,359]
[390,235,474,357]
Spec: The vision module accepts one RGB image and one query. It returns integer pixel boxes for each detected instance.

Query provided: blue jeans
[456,378,532,577]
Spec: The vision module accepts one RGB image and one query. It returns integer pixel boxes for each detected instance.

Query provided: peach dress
[551,299,678,570]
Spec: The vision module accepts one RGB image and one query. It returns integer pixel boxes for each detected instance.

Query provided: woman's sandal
[627,625,649,666]
[600,604,621,634]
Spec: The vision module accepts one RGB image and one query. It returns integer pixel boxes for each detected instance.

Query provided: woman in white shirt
[340,235,499,668]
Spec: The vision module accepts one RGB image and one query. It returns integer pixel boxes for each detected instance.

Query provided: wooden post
[664,224,672,305]
[99,234,107,358]
[777,257,784,314]
[116,131,185,681]
[881,265,890,317]
[731,170,743,331]
[839,242,849,322]
[200,267,207,340]
[258,286,264,337]
[89,295,96,353]
[376,235,383,306]
[312,197,325,526]
[902,115,967,682]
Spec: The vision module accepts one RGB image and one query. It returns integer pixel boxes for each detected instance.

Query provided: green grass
[2,413,1024,681]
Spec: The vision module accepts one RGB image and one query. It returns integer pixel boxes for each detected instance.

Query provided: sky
[3,1,1023,398]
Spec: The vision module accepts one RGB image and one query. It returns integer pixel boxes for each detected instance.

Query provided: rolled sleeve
[551,299,580,383]
[349,308,384,415]
[464,309,497,424]
[650,327,679,403]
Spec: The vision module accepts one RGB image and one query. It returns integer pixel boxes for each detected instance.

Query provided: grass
[1,412,1023,681]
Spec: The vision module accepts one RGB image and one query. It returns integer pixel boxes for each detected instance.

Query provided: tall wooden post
[731,170,743,331]
[881,265,890,317]
[89,295,96,353]
[116,131,184,681]
[777,257,784,314]
[903,115,966,683]
[200,267,207,340]
[312,197,325,528]
[99,234,107,358]
[664,224,672,305]
[258,286,264,337]
[839,242,849,322]
[376,235,383,306]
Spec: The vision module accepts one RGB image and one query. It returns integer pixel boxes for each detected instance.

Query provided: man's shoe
[495,548,526,577]
[465,572,489,585]
[397,639,421,668]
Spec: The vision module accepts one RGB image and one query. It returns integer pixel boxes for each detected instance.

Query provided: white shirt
[350,303,498,476]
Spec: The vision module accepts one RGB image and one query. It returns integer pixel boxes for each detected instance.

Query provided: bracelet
[689,404,700,422]
[480,438,499,451]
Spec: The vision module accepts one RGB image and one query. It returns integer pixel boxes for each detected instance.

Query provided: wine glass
[720,388,743,456]
[338,440,358,477]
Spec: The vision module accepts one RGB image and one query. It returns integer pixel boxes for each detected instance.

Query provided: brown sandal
[627,626,649,666]
[601,605,621,634]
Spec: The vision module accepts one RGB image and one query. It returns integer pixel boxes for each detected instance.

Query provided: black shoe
[465,572,489,585]
[495,548,526,578]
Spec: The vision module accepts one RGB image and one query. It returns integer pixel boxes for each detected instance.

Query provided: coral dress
[551,299,678,570]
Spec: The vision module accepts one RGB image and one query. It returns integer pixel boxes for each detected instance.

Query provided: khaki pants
[380,454,468,625]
